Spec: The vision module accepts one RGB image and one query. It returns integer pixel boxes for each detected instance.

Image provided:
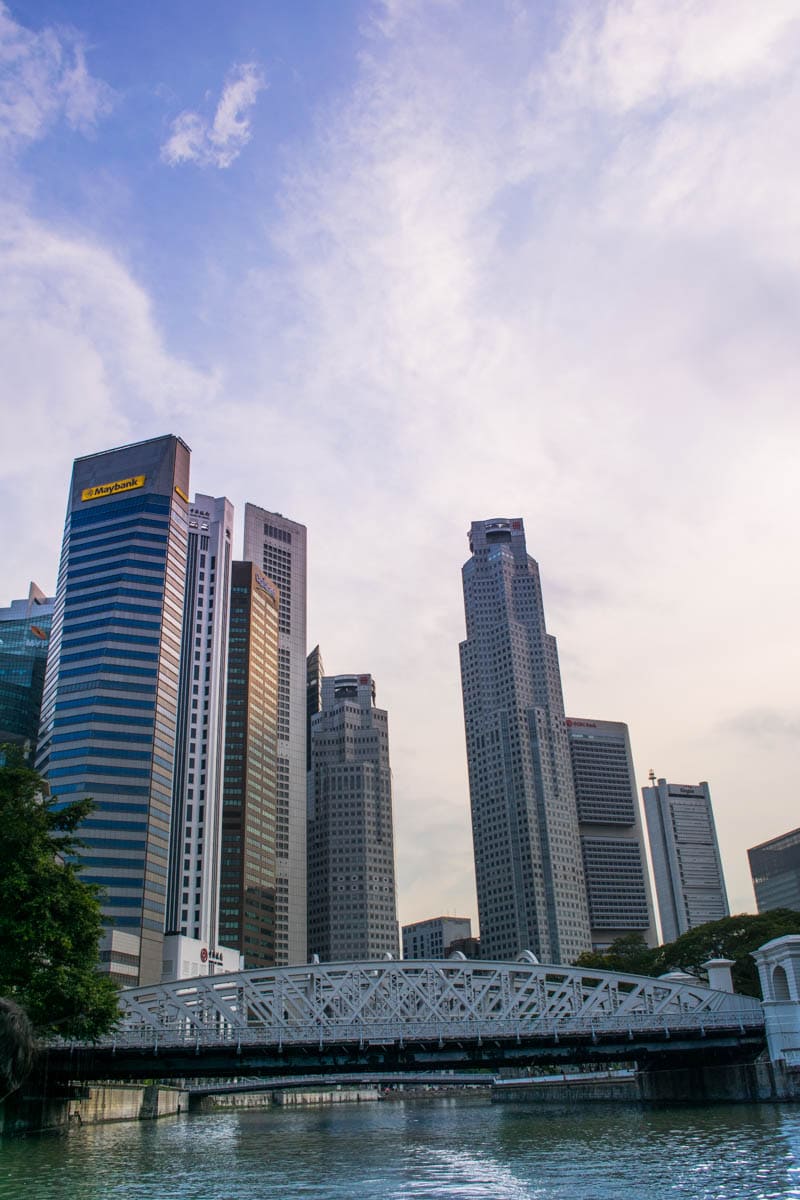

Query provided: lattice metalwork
[105,959,764,1050]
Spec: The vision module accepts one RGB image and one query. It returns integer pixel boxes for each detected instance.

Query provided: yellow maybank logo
[81,475,146,502]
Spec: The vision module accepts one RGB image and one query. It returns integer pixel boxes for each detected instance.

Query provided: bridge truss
[104,958,763,1052]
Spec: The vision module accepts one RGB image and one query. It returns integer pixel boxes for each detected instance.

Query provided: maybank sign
[81,475,146,502]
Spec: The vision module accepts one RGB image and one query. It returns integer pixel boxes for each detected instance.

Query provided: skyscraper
[0,582,54,756]
[37,435,191,985]
[163,494,236,981]
[749,828,800,914]
[307,673,399,961]
[459,518,591,963]
[218,562,280,967]
[566,717,657,950]
[642,777,729,942]
[243,505,307,966]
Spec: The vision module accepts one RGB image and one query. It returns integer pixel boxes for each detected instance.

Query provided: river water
[1,1097,799,1199]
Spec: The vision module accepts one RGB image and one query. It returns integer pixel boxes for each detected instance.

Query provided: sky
[2,0,799,935]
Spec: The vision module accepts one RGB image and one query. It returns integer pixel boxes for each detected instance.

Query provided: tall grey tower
[307,673,399,961]
[459,518,591,964]
[643,778,729,943]
[243,504,307,966]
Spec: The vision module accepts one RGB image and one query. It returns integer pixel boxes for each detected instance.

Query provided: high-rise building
[642,777,729,943]
[402,916,472,960]
[37,435,191,986]
[566,718,657,950]
[0,583,54,756]
[306,644,324,771]
[748,828,800,915]
[307,673,399,961]
[163,494,236,981]
[219,562,280,967]
[459,518,591,964]
[243,505,307,966]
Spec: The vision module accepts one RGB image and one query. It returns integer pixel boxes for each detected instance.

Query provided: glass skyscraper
[0,582,54,755]
[219,561,280,967]
[459,518,591,964]
[37,435,191,986]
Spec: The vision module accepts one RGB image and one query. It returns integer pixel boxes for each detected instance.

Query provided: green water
[1,1098,799,1199]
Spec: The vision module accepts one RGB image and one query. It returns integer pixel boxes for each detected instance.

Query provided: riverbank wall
[0,1084,189,1137]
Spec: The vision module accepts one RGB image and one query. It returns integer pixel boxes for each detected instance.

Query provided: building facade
[642,777,729,943]
[163,494,235,981]
[402,916,472,960]
[749,828,800,915]
[243,505,307,966]
[37,435,191,986]
[566,717,657,950]
[307,673,399,961]
[459,518,591,963]
[0,582,54,755]
[219,562,280,967]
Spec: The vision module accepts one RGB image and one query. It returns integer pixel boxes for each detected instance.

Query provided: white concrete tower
[243,504,307,966]
[459,518,591,964]
[164,494,235,980]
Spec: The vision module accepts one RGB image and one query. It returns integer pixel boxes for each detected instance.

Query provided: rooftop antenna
[648,769,656,784]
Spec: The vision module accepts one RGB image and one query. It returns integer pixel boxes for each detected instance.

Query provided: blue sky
[3,0,800,933]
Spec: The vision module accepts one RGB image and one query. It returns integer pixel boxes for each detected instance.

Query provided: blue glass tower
[37,435,191,986]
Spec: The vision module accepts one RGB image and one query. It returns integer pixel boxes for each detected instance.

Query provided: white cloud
[226,0,800,924]
[161,62,265,168]
[0,1,113,148]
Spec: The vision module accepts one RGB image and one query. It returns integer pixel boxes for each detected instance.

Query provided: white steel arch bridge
[103,957,763,1055]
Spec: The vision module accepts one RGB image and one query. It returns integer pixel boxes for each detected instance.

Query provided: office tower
[162,495,237,982]
[0,583,54,756]
[566,718,657,950]
[37,435,190,986]
[306,645,324,771]
[243,505,307,966]
[749,828,800,914]
[402,916,472,960]
[642,777,729,943]
[459,517,591,964]
[218,562,280,967]
[307,673,399,961]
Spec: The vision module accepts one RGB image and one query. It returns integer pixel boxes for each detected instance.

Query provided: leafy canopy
[574,910,800,997]
[0,745,119,1038]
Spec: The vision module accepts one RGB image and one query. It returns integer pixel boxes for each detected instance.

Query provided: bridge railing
[89,1007,764,1052]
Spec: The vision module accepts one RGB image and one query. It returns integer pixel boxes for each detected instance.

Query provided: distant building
[566,718,657,950]
[243,505,307,966]
[642,777,729,943]
[219,562,280,968]
[37,434,191,986]
[749,828,800,914]
[459,517,591,963]
[307,673,399,961]
[0,582,54,755]
[402,916,473,960]
[163,494,236,981]
[306,645,324,771]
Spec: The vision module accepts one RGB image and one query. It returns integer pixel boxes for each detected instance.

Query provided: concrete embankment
[1,1084,189,1137]
[493,1071,639,1104]
[192,1087,381,1113]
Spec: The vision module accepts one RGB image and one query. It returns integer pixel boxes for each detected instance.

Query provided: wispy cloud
[0,1,113,148]
[161,62,265,168]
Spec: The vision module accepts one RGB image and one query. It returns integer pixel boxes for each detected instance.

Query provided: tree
[573,911,800,998]
[0,746,119,1040]
[574,932,658,977]
[654,910,800,997]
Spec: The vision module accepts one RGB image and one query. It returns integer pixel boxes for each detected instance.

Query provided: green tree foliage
[0,746,119,1039]
[574,910,800,997]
